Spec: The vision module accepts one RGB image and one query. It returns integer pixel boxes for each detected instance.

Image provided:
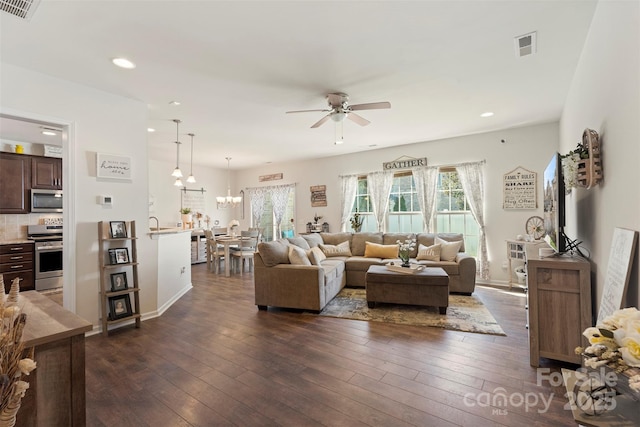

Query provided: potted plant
[180,208,192,224]
[350,211,364,232]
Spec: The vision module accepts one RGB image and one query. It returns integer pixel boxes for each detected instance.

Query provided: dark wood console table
[16,291,93,427]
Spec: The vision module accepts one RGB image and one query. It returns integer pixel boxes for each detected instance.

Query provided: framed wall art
[97,153,132,180]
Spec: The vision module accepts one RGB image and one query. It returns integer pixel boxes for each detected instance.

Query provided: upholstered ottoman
[365,265,449,314]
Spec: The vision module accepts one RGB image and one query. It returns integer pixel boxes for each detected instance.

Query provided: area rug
[315,288,506,336]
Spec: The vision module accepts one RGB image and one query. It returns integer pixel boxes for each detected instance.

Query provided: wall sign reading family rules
[503,166,537,209]
[97,153,132,180]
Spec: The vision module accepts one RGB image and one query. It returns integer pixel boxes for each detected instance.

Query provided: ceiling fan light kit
[286,92,391,131]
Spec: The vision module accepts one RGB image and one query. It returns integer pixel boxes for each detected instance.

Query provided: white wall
[236,122,559,284]
[148,159,236,228]
[0,63,158,328]
[560,1,640,309]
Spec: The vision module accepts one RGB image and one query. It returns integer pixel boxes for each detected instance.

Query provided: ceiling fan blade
[347,112,371,126]
[349,101,391,111]
[286,109,330,114]
[310,114,331,128]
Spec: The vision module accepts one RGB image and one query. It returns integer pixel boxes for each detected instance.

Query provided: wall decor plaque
[383,156,427,170]
[96,153,132,180]
[310,185,327,207]
[259,173,283,182]
[503,166,537,209]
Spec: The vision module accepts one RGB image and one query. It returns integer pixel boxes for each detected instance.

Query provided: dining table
[216,235,254,277]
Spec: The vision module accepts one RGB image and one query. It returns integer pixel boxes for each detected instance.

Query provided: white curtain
[339,175,358,231]
[270,184,294,238]
[367,171,394,232]
[412,166,439,232]
[456,161,489,280]
[247,187,267,227]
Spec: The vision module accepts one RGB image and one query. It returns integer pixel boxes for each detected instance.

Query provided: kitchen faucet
[149,216,159,231]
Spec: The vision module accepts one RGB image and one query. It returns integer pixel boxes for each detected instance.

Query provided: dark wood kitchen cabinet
[0,152,31,214]
[32,155,63,189]
[0,242,35,292]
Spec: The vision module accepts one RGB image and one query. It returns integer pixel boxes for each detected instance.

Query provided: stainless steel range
[27,225,63,291]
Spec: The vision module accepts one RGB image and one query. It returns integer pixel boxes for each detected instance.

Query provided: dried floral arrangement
[0,276,37,425]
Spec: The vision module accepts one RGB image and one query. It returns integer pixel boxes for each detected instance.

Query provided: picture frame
[108,248,130,265]
[108,294,132,320]
[110,272,128,292]
[109,221,127,238]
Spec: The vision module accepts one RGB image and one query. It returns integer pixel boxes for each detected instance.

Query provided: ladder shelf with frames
[98,220,141,336]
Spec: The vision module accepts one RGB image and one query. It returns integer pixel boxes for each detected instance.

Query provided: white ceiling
[0,1,597,169]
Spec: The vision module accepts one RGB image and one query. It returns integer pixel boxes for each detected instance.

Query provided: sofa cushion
[351,232,383,256]
[436,233,465,252]
[287,236,311,250]
[320,232,352,246]
[416,243,441,261]
[257,240,291,267]
[319,240,352,257]
[383,233,417,258]
[301,233,324,248]
[288,245,312,265]
[345,256,385,272]
[321,259,345,283]
[364,241,399,258]
[436,237,463,261]
[308,246,326,266]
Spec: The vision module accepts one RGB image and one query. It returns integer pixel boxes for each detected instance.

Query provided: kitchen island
[17,290,93,427]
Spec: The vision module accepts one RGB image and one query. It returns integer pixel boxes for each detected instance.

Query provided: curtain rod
[245,182,297,191]
[339,159,485,178]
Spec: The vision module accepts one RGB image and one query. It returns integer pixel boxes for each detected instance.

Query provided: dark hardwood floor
[85,264,578,426]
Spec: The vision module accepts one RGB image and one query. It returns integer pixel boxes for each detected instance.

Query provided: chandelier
[216,157,242,209]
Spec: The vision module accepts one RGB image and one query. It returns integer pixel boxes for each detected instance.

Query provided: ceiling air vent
[514,31,537,58]
[0,0,41,21]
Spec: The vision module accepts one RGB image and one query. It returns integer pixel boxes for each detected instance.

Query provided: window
[436,169,479,256]
[349,169,479,256]
[255,189,296,241]
[387,173,422,233]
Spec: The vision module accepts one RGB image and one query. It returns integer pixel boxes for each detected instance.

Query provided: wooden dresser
[17,291,92,427]
[527,255,592,367]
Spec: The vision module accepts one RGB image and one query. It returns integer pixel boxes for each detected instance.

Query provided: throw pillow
[416,243,441,261]
[308,246,326,265]
[364,241,399,259]
[436,237,463,262]
[257,241,290,267]
[301,233,324,248]
[288,245,312,266]
[319,240,352,257]
[287,236,310,250]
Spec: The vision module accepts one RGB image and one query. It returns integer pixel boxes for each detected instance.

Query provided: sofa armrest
[456,252,477,288]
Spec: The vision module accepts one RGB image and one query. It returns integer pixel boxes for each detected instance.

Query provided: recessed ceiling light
[147,128,155,133]
[169,101,181,106]
[112,57,136,69]
[480,112,494,118]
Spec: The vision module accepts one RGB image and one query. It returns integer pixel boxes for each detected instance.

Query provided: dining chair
[230,230,260,274]
[204,230,225,273]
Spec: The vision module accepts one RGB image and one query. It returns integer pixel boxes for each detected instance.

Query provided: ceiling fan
[286,92,391,128]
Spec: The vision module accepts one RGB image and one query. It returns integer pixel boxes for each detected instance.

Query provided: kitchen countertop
[147,228,192,238]
[0,238,33,245]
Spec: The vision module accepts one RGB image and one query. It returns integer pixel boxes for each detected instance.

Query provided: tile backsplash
[0,214,63,241]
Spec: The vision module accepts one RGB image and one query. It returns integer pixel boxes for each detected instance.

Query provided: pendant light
[171,119,183,187]
[216,157,242,209]
[186,133,196,184]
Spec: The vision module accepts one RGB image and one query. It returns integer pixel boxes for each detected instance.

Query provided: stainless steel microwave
[30,189,63,213]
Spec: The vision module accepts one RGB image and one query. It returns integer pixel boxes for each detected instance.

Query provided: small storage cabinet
[98,220,141,336]
[0,152,31,214]
[191,231,206,264]
[0,242,35,292]
[32,156,62,189]
[527,255,591,367]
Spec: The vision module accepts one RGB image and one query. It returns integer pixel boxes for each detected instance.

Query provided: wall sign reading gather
[503,166,537,209]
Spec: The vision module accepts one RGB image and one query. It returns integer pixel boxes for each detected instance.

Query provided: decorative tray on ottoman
[385,264,426,274]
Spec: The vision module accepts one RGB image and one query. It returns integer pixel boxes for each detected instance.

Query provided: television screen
[542,153,566,253]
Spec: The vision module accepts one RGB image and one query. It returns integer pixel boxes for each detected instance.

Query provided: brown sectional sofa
[254,232,476,312]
